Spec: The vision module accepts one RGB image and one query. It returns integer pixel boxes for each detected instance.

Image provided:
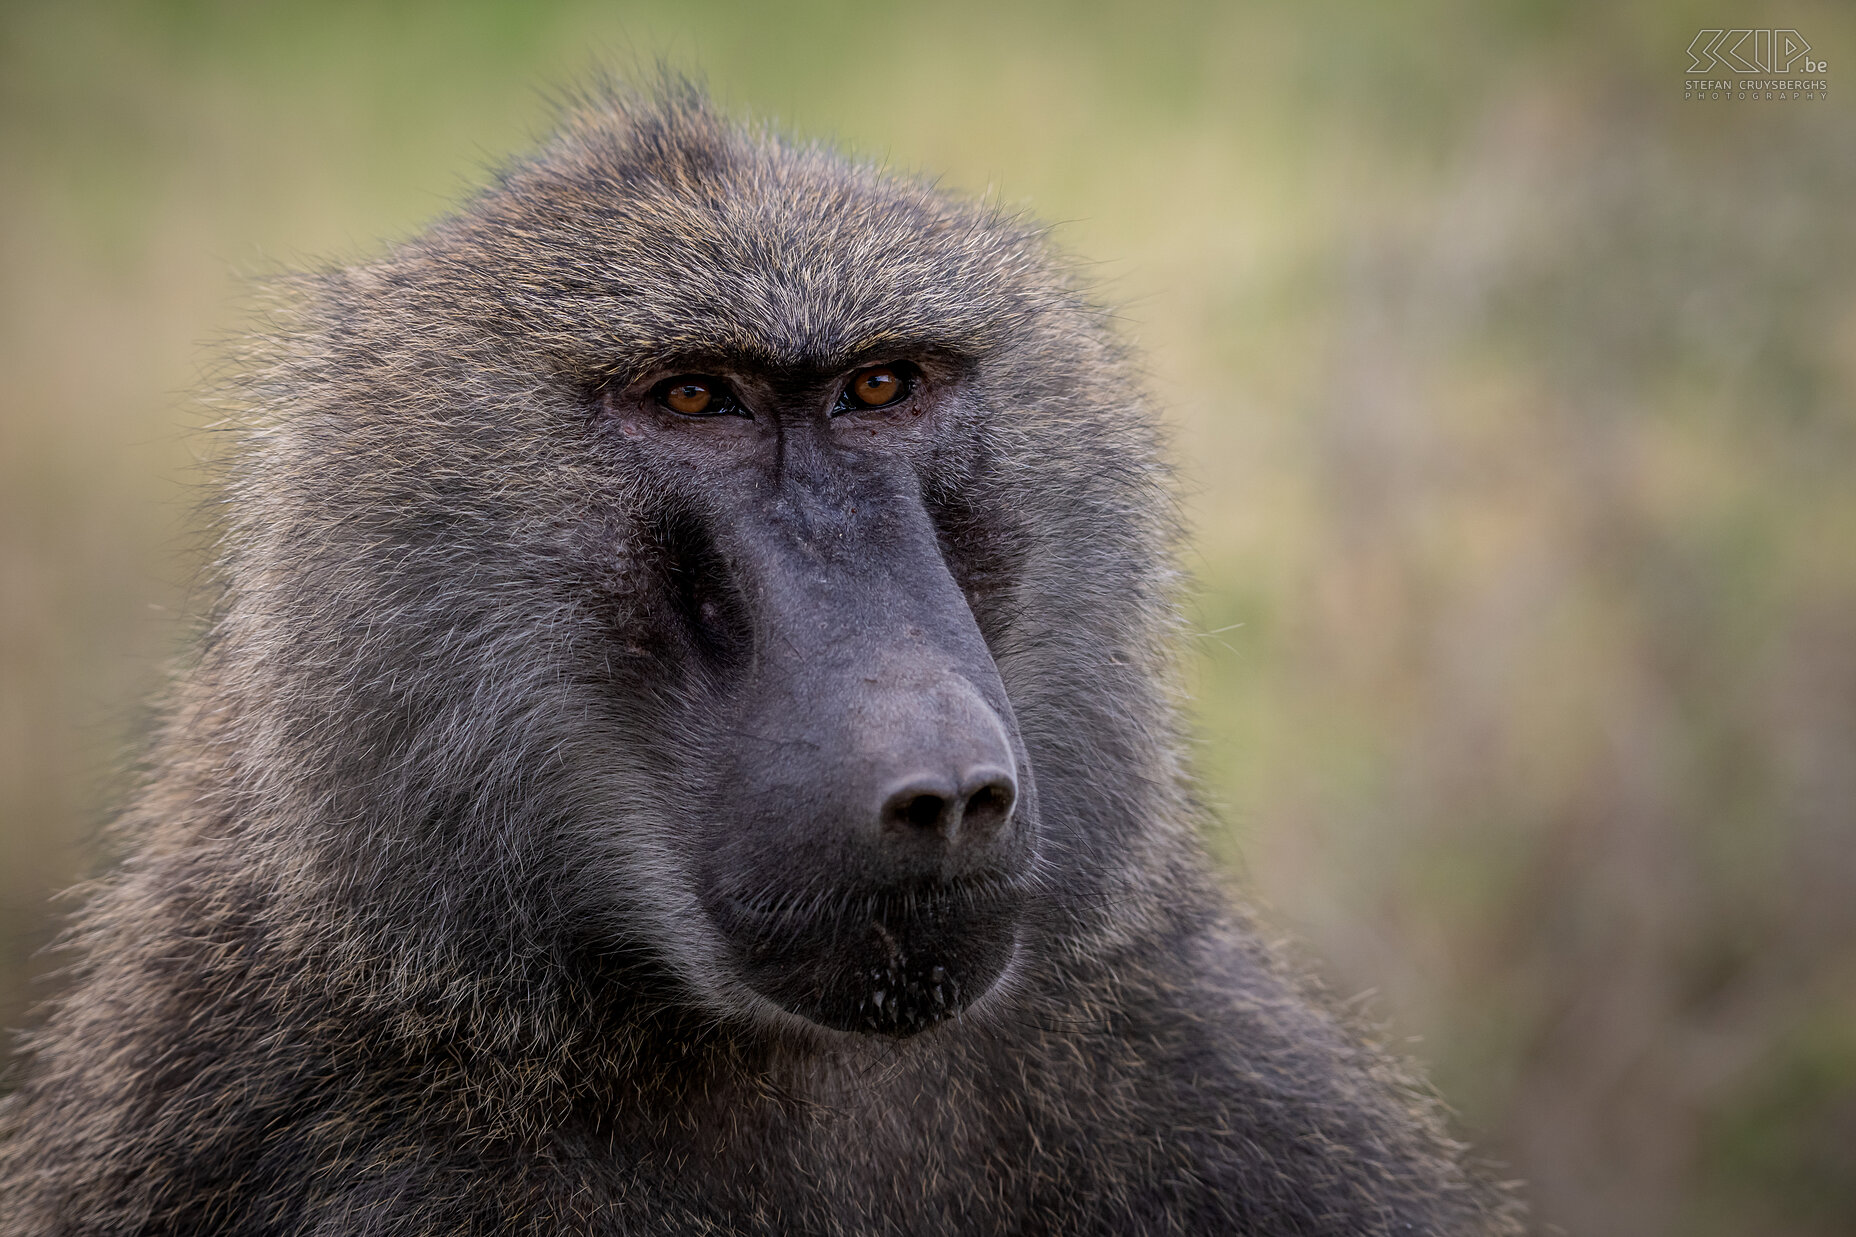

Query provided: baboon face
[294,108,1111,1040]
[594,358,1034,1036]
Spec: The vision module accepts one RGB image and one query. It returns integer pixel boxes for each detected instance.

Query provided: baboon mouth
[707,878,1022,1037]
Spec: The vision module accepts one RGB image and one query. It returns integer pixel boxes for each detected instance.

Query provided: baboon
[0,83,1523,1235]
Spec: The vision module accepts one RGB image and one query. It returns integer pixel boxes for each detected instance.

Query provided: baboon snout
[821,672,1026,879]
[684,462,1036,1034]
[857,677,1021,870]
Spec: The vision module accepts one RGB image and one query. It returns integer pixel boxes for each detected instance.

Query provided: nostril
[882,783,955,833]
[957,776,1016,838]
[900,793,947,831]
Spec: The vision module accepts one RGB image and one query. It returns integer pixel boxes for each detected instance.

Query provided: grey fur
[0,81,1524,1235]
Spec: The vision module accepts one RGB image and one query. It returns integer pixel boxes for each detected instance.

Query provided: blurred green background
[3,1,1853,1233]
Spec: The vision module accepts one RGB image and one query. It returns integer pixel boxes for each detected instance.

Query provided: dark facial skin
[599,357,1035,1036]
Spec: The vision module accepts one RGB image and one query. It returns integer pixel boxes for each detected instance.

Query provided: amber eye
[848,365,907,408]
[654,375,736,417]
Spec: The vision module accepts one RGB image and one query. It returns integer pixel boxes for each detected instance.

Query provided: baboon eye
[846,365,909,409]
[653,375,741,417]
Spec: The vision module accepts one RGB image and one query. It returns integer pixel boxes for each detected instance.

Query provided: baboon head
[242,85,1171,1044]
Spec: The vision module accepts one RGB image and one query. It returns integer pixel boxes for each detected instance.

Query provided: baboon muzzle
[688,447,1033,1036]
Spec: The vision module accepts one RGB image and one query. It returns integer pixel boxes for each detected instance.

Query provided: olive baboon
[0,84,1523,1235]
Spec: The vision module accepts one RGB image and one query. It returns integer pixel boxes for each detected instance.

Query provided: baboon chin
[0,80,1524,1236]
[706,877,1024,1036]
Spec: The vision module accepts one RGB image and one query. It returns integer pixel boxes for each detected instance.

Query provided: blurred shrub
[1190,75,1856,1236]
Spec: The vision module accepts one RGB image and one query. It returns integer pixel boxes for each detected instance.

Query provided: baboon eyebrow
[616,348,760,382]
[612,338,969,389]
[836,337,969,372]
